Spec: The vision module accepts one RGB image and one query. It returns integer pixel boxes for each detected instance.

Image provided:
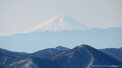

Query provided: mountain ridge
[0,45,122,68]
[49,44,122,68]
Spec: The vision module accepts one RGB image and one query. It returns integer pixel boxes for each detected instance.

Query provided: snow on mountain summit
[22,15,89,33]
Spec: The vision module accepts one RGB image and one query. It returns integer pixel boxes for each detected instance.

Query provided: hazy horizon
[0,0,122,53]
[0,0,122,36]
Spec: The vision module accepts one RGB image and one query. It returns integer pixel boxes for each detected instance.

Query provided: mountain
[0,15,122,52]
[0,48,29,66]
[1,46,122,67]
[55,46,70,51]
[0,52,19,66]
[2,57,60,68]
[31,46,70,58]
[22,15,89,33]
[50,45,122,68]
[3,45,122,68]
[100,47,122,61]
[0,48,29,58]
[0,46,70,66]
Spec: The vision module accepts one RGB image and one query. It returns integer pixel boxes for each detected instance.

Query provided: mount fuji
[0,15,122,52]
[22,15,89,33]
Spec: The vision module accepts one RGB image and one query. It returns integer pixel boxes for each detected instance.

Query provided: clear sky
[0,0,122,36]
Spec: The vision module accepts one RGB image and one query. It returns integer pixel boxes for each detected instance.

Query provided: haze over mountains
[0,15,122,68]
[0,45,122,68]
[0,15,122,52]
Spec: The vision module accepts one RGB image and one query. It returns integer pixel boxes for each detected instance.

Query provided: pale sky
[0,0,122,36]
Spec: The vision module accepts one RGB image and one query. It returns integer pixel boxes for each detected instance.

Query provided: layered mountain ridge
[1,45,122,68]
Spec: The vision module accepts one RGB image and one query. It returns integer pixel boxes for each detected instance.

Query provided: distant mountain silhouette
[0,48,29,58]
[100,47,122,62]
[0,15,122,53]
[31,46,70,58]
[1,45,122,68]
[0,46,69,67]
[55,46,70,51]
[22,15,89,33]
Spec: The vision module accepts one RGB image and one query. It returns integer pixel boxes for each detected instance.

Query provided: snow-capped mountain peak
[22,15,89,33]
